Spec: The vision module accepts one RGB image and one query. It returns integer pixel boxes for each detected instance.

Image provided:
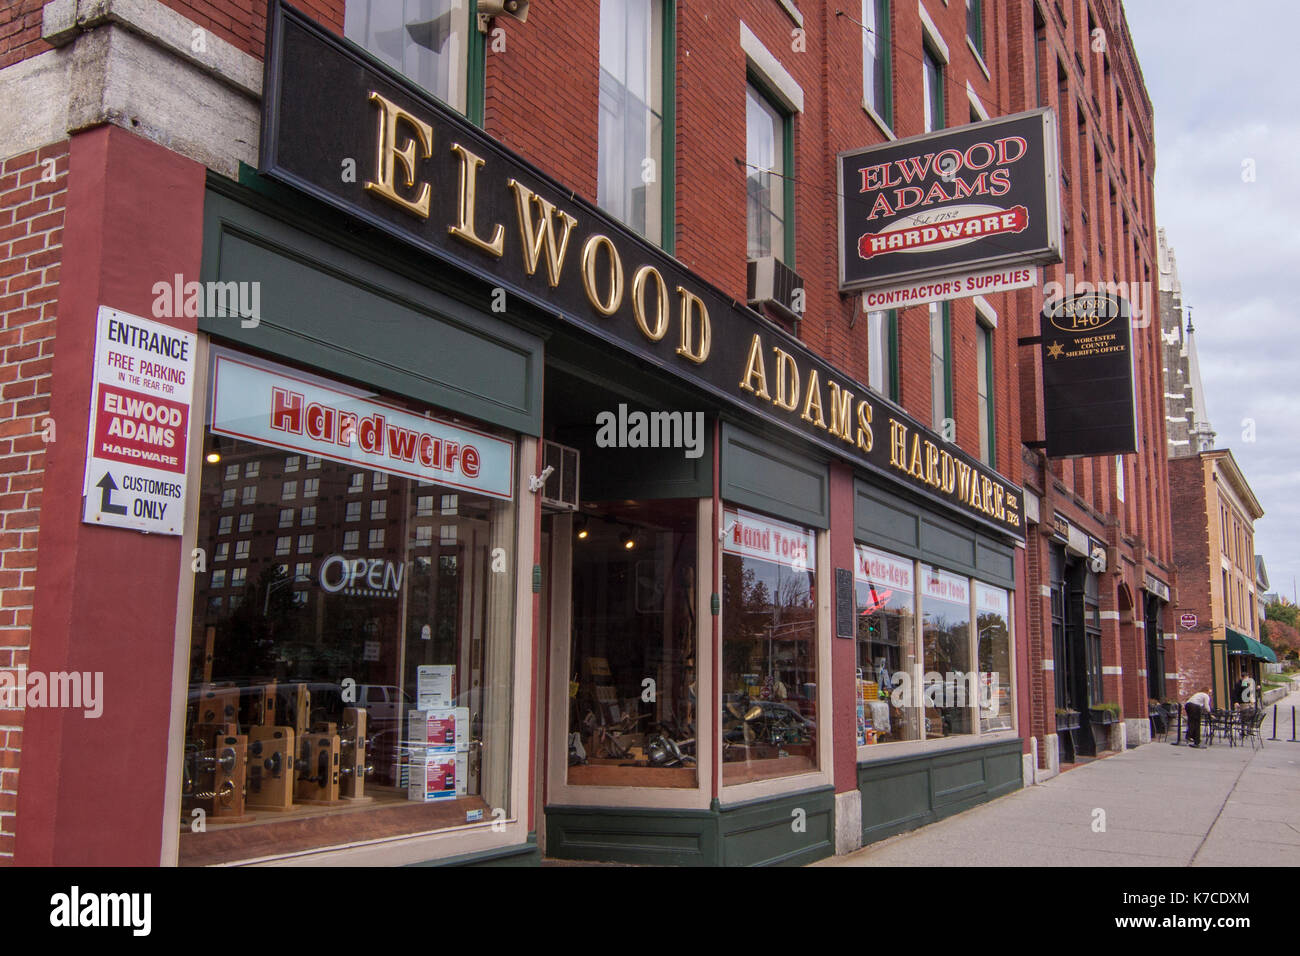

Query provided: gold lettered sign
[257,1,1024,539]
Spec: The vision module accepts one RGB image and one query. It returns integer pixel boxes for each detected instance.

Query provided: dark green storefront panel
[720,423,829,529]
[859,739,1022,845]
[716,787,835,867]
[546,785,834,866]
[854,479,1014,588]
[546,805,718,867]
[408,833,542,867]
[201,186,543,435]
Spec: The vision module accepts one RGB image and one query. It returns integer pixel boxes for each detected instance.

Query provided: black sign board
[258,2,1025,539]
[838,110,1063,292]
[1040,292,1138,457]
[835,568,855,640]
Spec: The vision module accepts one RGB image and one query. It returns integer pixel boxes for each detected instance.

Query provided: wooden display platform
[567,761,696,789]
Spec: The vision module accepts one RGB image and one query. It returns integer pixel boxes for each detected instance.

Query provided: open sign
[319,555,405,596]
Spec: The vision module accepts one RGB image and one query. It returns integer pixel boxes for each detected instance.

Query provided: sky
[1124,1,1300,603]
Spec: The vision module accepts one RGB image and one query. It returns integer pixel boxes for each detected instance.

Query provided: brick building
[1001,0,1173,772]
[1159,227,1215,458]
[0,0,1160,865]
[1167,450,1269,705]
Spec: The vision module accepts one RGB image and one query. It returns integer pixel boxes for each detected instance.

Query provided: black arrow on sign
[96,472,129,515]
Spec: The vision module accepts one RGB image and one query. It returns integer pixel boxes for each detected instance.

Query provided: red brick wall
[0,1,46,70]
[0,139,67,862]
[1168,455,1212,697]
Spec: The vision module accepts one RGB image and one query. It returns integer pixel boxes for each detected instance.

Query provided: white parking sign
[82,306,196,534]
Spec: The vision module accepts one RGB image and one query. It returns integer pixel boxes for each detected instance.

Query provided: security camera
[478,0,529,30]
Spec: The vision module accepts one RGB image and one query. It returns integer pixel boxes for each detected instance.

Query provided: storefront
[16,4,1029,867]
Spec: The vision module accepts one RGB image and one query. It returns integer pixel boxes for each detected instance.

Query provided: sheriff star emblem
[1046,341,1065,359]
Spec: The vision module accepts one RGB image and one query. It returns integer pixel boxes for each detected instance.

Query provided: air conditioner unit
[541,440,579,512]
[746,256,805,323]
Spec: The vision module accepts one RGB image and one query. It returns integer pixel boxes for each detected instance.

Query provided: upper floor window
[345,0,472,115]
[930,303,951,433]
[598,0,671,246]
[746,84,792,263]
[867,309,897,402]
[923,47,944,133]
[966,0,984,59]
[976,317,995,467]
[862,0,892,126]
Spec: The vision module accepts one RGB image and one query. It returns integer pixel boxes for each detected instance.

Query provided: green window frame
[745,76,796,267]
[922,45,944,133]
[862,0,893,128]
[596,0,676,251]
[343,0,485,125]
[867,308,899,402]
[977,320,995,468]
[966,0,984,60]
[930,302,952,433]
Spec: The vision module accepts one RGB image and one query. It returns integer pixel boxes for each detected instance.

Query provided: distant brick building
[1167,449,1267,704]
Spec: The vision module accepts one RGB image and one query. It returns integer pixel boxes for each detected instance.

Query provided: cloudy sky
[1124,2,1299,603]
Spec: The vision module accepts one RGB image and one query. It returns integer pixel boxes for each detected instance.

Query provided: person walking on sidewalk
[1185,688,1211,747]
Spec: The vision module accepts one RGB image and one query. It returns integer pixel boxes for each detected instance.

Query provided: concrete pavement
[820,687,1300,867]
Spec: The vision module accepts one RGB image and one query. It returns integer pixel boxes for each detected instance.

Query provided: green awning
[1226,627,1278,663]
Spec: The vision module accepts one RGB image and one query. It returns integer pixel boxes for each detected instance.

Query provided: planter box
[1090,709,1119,726]
[1055,712,1081,731]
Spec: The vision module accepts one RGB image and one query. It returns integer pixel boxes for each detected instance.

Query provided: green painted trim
[852,478,1016,586]
[745,71,795,267]
[407,833,541,867]
[200,178,544,435]
[982,322,996,470]
[879,0,894,129]
[943,303,953,424]
[887,308,899,403]
[858,739,1021,845]
[721,422,830,529]
[968,0,984,59]
[466,0,486,127]
[661,0,677,255]
[545,785,835,866]
[781,106,795,267]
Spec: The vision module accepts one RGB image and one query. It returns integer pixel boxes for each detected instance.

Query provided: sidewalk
[820,689,1300,867]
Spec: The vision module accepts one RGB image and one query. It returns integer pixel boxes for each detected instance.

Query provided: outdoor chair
[1240,707,1268,750]
[1205,709,1234,747]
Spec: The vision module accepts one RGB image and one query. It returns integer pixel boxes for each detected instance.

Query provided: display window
[180,350,518,863]
[920,565,972,738]
[566,501,699,788]
[721,507,818,784]
[975,582,1014,733]
[854,545,919,745]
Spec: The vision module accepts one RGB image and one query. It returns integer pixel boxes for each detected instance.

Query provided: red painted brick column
[14,126,204,865]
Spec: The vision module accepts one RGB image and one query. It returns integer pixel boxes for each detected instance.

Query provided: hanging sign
[82,306,195,534]
[722,508,816,571]
[839,109,1064,293]
[1040,292,1138,457]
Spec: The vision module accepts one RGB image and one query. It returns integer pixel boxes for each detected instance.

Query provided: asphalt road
[820,685,1300,867]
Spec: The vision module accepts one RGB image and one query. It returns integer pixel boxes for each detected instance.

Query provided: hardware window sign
[179,349,518,864]
[854,545,919,744]
[921,565,972,737]
[721,508,819,784]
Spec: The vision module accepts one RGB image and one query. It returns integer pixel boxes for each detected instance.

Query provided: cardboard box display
[407,747,457,802]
